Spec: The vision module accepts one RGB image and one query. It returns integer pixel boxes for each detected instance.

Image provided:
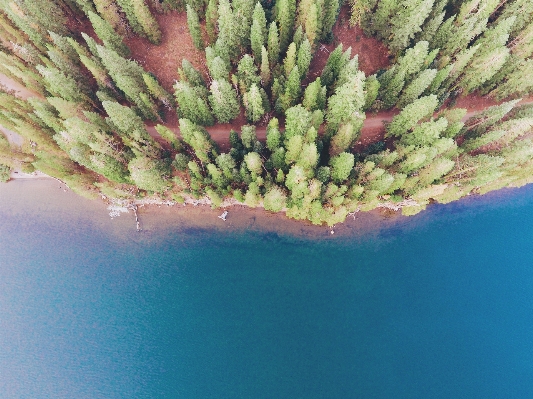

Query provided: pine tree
[320,0,340,41]
[102,100,161,158]
[386,95,439,137]
[174,81,214,126]
[130,0,162,44]
[217,0,240,58]
[88,11,130,57]
[303,77,326,111]
[397,68,437,108]
[275,0,297,53]
[243,84,265,123]
[20,0,69,36]
[304,2,319,45]
[93,0,125,34]
[267,21,280,67]
[37,66,93,106]
[186,5,204,50]
[250,2,267,64]
[179,118,217,163]
[363,74,380,110]
[263,186,287,212]
[266,117,282,150]
[490,59,533,100]
[205,0,219,43]
[209,79,240,123]
[377,66,406,109]
[397,40,429,78]
[283,42,297,77]
[277,66,301,112]
[458,17,515,94]
[96,45,158,117]
[128,156,170,192]
[179,59,206,88]
[143,73,173,108]
[329,152,354,183]
[320,44,343,89]
[116,0,145,37]
[297,39,312,79]
[285,105,312,139]
[206,56,228,81]
[236,54,261,93]
[260,46,271,85]
[389,0,435,53]
[155,124,181,149]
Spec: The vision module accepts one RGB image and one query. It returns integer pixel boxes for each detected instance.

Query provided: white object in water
[218,210,228,221]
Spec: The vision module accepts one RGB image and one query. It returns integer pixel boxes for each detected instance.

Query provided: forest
[1,0,533,225]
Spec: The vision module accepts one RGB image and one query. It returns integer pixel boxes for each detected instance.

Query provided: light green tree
[186,5,204,50]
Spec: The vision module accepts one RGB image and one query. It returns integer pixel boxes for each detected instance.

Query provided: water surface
[1,180,533,398]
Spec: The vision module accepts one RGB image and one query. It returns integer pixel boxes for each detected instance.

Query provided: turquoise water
[2,182,533,398]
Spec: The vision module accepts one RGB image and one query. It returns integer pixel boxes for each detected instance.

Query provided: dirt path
[151,96,533,152]
[0,73,41,100]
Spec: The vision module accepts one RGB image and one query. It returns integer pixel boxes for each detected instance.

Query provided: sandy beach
[0,177,410,240]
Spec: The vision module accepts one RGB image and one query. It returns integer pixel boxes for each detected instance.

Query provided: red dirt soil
[306,4,390,83]
[125,11,208,93]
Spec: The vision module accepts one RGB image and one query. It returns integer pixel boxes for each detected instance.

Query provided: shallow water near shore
[2,180,533,398]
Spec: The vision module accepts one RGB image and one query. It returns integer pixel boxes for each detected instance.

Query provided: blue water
[2,182,533,398]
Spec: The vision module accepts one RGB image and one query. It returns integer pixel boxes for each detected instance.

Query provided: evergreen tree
[179,118,217,163]
[277,66,301,112]
[88,11,130,57]
[320,0,340,41]
[266,118,282,151]
[377,66,406,109]
[128,156,170,192]
[209,79,240,123]
[217,0,240,58]
[329,152,354,183]
[250,2,267,63]
[205,0,219,43]
[363,74,380,110]
[397,68,437,108]
[260,46,271,85]
[179,59,206,88]
[304,2,319,45]
[283,42,297,77]
[93,0,124,33]
[143,73,173,108]
[389,0,435,53]
[267,21,280,67]
[326,71,366,129]
[387,95,439,137]
[275,0,297,53]
[102,100,161,158]
[458,17,515,94]
[236,54,261,93]
[320,44,343,89]
[186,4,204,50]
[297,39,312,79]
[244,84,265,122]
[132,0,162,44]
[174,81,215,126]
[303,77,326,111]
[263,186,287,212]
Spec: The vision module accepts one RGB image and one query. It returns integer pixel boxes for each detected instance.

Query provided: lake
[1,180,533,398]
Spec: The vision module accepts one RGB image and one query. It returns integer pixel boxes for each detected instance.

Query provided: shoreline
[4,173,531,239]
[1,176,408,239]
